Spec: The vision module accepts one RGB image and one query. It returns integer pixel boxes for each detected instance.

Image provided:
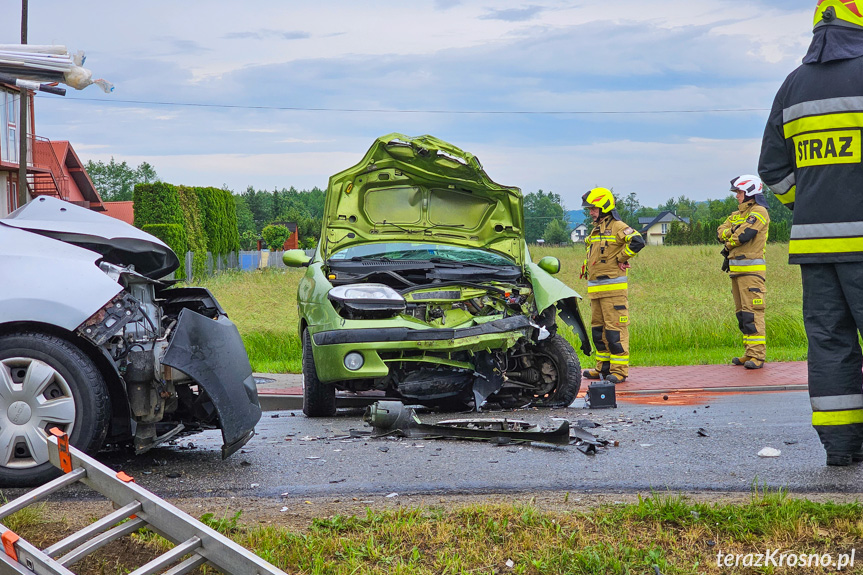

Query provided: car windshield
[330,242,516,266]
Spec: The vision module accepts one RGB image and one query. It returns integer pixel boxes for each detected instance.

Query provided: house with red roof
[1,82,103,216]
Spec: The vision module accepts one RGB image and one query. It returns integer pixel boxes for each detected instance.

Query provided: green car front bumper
[308,315,531,382]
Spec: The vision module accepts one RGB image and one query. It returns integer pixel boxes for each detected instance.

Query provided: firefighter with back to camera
[759,0,863,465]
[717,175,770,370]
[579,188,645,384]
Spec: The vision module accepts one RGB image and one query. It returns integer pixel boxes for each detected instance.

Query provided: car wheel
[302,330,336,417]
[521,334,581,407]
[0,332,111,487]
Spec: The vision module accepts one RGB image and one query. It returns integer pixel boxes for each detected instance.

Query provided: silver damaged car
[0,197,261,486]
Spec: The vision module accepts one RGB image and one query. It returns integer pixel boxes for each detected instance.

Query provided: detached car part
[363,400,571,445]
[0,197,261,487]
[286,134,591,417]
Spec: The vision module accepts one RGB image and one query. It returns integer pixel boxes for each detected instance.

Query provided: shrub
[261,224,291,250]
[177,186,209,279]
[133,182,183,229]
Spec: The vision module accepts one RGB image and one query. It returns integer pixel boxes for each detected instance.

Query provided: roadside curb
[254,366,810,411]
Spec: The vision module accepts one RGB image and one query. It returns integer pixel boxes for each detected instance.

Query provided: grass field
[193,244,806,374]
[10,490,862,574]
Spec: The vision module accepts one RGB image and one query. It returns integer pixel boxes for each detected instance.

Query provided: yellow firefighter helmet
[581,187,616,213]
[814,0,863,29]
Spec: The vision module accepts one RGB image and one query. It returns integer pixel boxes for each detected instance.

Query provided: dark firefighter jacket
[759,28,863,265]
[716,200,770,276]
[584,215,645,299]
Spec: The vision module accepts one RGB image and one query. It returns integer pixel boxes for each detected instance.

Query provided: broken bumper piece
[363,400,570,445]
[162,308,262,458]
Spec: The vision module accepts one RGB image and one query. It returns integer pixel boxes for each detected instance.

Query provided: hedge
[133,183,183,228]
[194,187,239,256]
[142,223,188,279]
[177,186,209,280]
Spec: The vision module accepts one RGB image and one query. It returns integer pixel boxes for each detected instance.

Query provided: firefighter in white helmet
[579,187,645,384]
[717,175,771,369]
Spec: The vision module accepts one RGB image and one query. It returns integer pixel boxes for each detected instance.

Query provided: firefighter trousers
[802,263,863,457]
[731,274,766,360]
[590,294,629,378]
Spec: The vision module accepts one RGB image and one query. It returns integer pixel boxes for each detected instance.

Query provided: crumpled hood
[321,134,525,264]
[1,196,179,279]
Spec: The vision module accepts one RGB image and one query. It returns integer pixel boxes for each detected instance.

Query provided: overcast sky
[3,0,815,209]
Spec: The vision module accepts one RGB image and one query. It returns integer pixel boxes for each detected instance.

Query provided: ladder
[0,429,288,575]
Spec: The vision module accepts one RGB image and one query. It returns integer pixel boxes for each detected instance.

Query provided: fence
[179,249,316,277]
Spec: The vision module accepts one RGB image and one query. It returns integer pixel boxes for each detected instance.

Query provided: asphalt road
[59,389,860,501]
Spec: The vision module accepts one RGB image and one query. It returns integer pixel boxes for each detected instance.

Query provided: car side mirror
[537,256,560,275]
[283,249,311,267]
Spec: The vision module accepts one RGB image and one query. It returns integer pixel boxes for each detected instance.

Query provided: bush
[133,183,183,229]
[142,224,188,279]
[261,224,292,250]
[196,187,240,257]
[177,186,209,279]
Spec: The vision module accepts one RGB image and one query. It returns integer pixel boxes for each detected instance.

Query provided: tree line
[87,157,796,249]
[527,187,793,246]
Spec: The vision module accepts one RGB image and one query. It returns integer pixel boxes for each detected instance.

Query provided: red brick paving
[256,361,809,397]
[620,361,807,392]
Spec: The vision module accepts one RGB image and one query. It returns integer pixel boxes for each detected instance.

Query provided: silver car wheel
[0,357,76,469]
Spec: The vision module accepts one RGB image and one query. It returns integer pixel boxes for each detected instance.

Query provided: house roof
[34,140,104,210]
[639,211,690,234]
[271,221,298,233]
[55,141,103,209]
[102,201,135,225]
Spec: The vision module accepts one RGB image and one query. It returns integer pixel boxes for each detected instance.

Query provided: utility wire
[43,95,770,116]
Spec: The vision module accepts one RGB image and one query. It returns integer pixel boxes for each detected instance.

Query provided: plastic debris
[757,447,781,458]
[363,400,570,445]
[0,44,113,92]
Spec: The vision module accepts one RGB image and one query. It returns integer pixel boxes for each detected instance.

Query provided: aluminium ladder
[0,429,288,575]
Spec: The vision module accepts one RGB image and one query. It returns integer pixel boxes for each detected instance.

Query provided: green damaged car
[284,134,592,416]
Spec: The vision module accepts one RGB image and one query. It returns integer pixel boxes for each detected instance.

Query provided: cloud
[223,29,310,41]
[151,37,211,56]
[479,5,544,22]
[7,0,817,206]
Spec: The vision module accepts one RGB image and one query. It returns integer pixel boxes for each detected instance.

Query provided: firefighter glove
[720,248,730,273]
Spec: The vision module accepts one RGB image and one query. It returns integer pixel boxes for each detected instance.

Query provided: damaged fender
[525,261,591,355]
[162,308,262,458]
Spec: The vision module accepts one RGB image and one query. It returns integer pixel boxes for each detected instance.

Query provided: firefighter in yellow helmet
[579,188,645,384]
[717,175,770,369]
[759,0,863,466]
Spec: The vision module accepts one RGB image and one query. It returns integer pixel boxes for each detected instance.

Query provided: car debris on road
[362,400,610,455]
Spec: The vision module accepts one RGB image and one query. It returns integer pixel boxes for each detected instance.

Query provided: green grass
[191,244,807,373]
[535,243,806,367]
[190,268,304,373]
[113,491,863,574]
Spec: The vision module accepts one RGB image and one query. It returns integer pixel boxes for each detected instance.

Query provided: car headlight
[328,283,406,319]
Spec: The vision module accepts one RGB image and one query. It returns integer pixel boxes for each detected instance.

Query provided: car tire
[302,329,336,417]
[529,334,582,408]
[0,332,111,487]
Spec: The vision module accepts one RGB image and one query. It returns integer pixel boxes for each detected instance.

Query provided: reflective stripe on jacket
[717,200,770,276]
[759,55,863,265]
[584,215,645,298]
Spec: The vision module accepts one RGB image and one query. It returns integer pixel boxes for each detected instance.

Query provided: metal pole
[17,0,29,208]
